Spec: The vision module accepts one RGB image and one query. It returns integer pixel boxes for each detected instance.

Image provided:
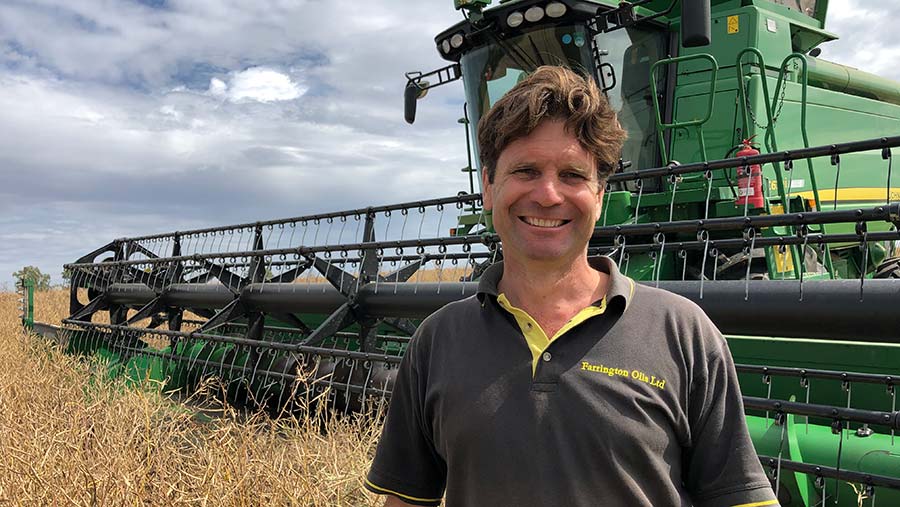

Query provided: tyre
[874,256,900,279]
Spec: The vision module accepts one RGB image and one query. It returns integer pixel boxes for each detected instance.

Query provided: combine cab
[20,1,900,505]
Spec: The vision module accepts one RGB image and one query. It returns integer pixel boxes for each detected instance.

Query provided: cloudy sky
[0,0,896,288]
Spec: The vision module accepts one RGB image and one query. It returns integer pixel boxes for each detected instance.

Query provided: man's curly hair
[477,66,627,184]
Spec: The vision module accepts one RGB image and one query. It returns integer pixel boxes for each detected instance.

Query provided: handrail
[650,53,719,165]
[736,48,804,276]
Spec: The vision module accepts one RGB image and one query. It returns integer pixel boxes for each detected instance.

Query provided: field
[0,289,385,506]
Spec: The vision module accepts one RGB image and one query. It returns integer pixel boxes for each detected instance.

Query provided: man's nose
[531,176,565,207]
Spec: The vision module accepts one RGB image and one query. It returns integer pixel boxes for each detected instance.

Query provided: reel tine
[259,349,278,411]
[615,234,626,268]
[633,179,643,224]
[710,247,719,281]
[743,159,752,217]
[652,232,665,288]
[703,169,713,220]
[359,362,371,414]
[885,147,894,205]
[798,226,809,302]
[668,174,679,222]
[743,227,756,301]
[889,382,896,446]
[831,153,841,211]
[239,348,258,408]
[784,159,794,213]
[857,222,868,301]
[843,377,852,439]
[416,203,427,240]
[800,373,810,434]
[698,230,710,299]
[815,474,826,506]
[436,202,446,240]
[774,410,787,500]
[602,183,611,226]
[832,415,845,505]
[343,359,356,416]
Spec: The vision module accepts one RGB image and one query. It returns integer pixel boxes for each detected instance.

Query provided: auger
[20,1,900,505]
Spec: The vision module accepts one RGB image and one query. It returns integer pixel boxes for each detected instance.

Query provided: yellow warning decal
[766,204,795,274]
[727,15,739,34]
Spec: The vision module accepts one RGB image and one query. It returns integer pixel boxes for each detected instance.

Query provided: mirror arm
[405,63,462,93]
[403,63,462,124]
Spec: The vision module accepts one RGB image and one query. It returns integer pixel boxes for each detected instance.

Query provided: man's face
[482,120,604,267]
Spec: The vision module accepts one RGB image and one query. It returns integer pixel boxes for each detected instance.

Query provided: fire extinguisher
[734,136,764,209]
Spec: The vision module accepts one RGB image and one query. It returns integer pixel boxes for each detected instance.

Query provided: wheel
[874,256,900,279]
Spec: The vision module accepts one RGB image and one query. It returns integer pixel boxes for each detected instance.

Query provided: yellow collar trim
[496,294,607,375]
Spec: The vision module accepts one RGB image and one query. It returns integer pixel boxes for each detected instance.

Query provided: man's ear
[594,180,606,223]
[481,167,493,210]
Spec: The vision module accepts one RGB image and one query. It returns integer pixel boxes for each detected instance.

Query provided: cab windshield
[461,23,667,184]
[461,24,594,153]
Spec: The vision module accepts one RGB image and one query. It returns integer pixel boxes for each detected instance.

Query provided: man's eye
[562,172,586,180]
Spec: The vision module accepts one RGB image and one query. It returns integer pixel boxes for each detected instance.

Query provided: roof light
[507,11,524,28]
[546,2,567,18]
[450,33,465,48]
[441,39,452,54]
[524,6,545,22]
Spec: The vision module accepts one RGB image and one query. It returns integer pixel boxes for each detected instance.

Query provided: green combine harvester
[18,0,900,504]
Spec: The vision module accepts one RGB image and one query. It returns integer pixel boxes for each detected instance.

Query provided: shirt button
[526,322,533,330]
[542,352,552,362]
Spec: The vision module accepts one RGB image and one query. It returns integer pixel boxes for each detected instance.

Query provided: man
[365,66,778,507]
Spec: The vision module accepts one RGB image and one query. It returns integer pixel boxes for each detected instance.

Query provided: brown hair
[477,65,626,184]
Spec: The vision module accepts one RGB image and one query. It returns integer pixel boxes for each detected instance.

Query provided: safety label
[727,15,739,34]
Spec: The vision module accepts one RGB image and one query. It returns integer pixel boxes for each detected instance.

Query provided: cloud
[823,0,900,81]
[207,67,307,103]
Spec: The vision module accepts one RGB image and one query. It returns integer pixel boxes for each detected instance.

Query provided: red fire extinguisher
[735,136,764,209]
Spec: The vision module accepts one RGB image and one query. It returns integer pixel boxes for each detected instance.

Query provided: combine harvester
[18,0,900,504]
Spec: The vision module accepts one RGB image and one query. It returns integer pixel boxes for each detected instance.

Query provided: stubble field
[0,289,385,506]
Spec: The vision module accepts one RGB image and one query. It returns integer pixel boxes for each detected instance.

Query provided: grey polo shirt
[366,256,777,507]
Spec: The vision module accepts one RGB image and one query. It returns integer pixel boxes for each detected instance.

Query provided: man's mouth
[520,216,570,228]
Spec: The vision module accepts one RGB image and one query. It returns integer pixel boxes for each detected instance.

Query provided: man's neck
[497,254,607,317]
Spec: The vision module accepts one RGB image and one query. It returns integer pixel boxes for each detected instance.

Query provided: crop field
[0,289,385,506]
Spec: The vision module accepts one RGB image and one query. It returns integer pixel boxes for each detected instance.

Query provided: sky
[0,0,897,289]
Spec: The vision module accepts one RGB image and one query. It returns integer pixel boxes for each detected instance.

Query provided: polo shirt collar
[476,255,635,309]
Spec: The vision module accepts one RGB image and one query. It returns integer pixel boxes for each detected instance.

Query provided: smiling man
[365,66,778,507]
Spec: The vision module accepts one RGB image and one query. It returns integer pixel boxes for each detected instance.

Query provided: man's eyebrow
[563,164,592,174]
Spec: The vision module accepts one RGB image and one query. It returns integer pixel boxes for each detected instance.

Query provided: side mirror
[404,81,429,124]
[681,0,711,48]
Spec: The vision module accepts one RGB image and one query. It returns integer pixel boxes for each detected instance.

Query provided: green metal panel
[730,335,900,414]
[747,414,900,506]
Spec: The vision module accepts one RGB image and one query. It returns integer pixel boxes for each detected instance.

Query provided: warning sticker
[727,15,739,34]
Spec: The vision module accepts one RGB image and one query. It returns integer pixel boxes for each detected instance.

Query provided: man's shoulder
[626,281,724,347]
[413,295,484,339]
[426,294,483,321]
[629,281,709,320]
